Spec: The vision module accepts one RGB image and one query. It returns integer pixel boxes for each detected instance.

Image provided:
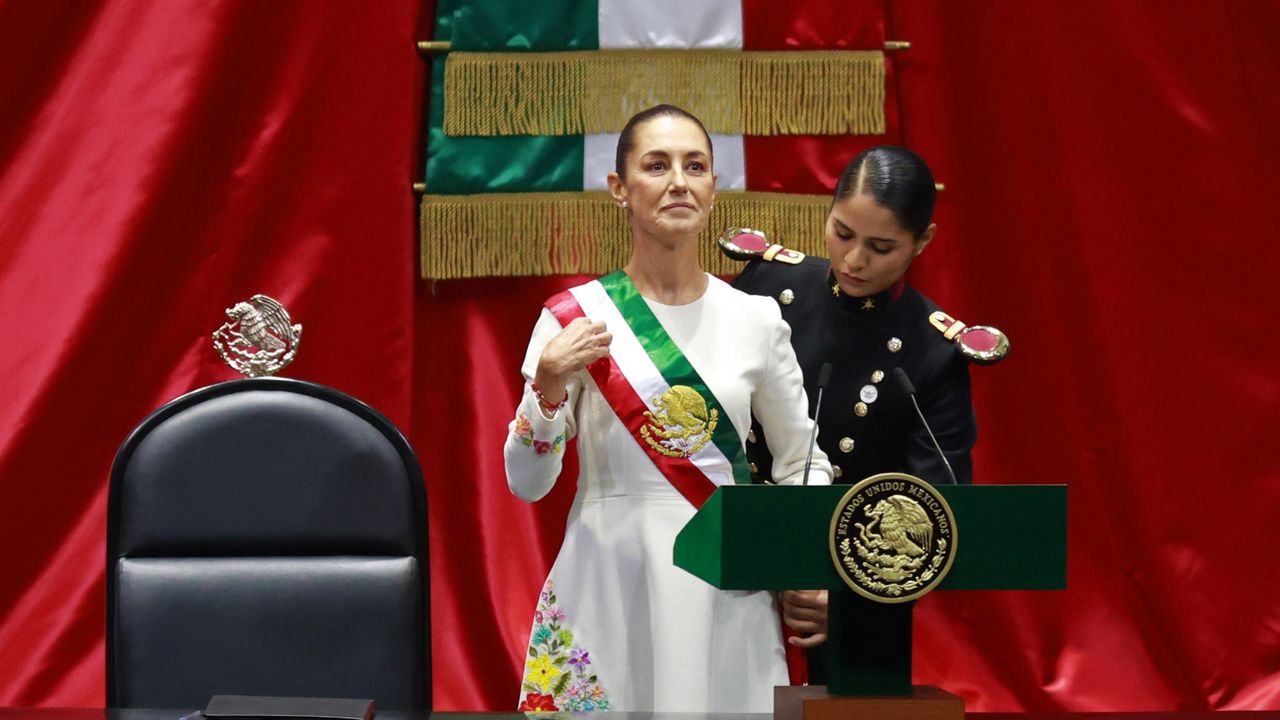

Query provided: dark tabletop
[2,709,1277,720]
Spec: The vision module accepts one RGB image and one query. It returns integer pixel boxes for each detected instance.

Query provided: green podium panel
[673,484,1067,697]
[674,484,1066,591]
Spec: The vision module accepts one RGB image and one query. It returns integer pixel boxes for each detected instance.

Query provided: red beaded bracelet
[531,382,568,413]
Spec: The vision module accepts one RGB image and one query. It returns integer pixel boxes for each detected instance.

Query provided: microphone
[892,367,959,485]
[802,362,833,486]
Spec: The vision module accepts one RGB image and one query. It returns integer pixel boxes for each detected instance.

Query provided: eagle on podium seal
[830,473,958,603]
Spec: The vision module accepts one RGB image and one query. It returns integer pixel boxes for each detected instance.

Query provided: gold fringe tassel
[741,51,885,135]
[443,50,884,137]
[420,191,832,280]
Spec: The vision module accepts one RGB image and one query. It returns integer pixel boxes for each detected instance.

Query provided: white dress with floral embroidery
[503,276,831,713]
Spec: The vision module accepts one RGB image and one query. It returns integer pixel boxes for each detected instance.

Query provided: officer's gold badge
[641,385,718,458]
[830,473,958,603]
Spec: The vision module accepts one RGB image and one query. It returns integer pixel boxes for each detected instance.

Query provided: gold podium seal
[829,473,958,603]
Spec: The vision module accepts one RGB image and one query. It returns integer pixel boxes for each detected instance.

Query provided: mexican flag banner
[421,0,902,278]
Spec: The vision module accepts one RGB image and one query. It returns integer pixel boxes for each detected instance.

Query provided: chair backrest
[107,378,429,710]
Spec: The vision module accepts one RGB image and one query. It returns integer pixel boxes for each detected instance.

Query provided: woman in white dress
[503,105,832,713]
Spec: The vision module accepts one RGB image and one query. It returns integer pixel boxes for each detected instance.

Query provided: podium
[674,483,1066,719]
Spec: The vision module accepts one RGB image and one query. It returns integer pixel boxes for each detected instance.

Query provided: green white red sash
[544,271,751,508]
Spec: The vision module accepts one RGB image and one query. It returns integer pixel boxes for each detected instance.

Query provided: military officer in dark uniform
[726,145,1008,679]
[734,254,977,484]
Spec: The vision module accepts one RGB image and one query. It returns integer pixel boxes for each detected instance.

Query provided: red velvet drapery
[1,0,1277,712]
[0,0,429,704]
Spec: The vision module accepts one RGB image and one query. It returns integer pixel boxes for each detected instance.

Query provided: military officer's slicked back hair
[835,146,937,239]
[614,104,714,179]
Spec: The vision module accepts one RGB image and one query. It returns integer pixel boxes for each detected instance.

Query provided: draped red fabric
[742,0,885,49]
[889,1,1280,711]
[743,0,903,195]
[0,0,428,706]
[1,0,1278,714]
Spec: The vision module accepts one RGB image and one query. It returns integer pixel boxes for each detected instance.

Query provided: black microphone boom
[892,367,959,485]
[801,362,833,486]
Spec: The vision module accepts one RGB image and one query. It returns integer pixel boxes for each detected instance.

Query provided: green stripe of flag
[425,58,583,193]
[425,0,590,194]
[451,0,598,51]
[599,271,752,485]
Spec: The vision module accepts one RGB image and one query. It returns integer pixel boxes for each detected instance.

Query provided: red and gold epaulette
[718,227,805,265]
[928,311,1011,365]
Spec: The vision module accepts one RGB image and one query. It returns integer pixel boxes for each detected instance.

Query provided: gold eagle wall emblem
[640,385,718,459]
[211,294,303,377]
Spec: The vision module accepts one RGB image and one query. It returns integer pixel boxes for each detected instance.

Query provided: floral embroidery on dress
[514,412,565,456]
[519,580,610,712]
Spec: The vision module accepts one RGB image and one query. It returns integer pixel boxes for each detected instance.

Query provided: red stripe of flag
[742,0,886,49]
[741,0,902,196]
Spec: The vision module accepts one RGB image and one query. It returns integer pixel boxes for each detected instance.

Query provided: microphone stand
[893,367,959,485]
[801,363,832,486]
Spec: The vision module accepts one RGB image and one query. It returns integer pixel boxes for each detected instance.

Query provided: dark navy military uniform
[733,254,980,684]
[732,256,977,488]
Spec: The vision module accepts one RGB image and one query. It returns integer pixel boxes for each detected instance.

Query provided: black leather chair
[107,378,429,710]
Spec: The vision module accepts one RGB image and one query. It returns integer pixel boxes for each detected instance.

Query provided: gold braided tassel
[442,50,884,137]
[420,191,831,279]
[741,51,885,135]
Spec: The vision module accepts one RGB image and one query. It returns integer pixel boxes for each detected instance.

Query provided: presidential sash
[545,271,751,508]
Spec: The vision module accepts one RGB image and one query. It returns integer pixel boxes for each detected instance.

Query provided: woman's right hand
[781,589,828,648]
[534,318,612,404]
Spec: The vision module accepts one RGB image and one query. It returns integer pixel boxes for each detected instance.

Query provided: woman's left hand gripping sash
[544,271,751,509]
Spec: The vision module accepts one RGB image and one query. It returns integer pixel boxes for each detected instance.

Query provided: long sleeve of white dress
[750,296,833,486]
[503,308,582,502]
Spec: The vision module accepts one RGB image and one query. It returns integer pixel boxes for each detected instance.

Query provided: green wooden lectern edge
[674,484,1067,592]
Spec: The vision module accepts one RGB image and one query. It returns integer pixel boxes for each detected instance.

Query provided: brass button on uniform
[854,402,869,417]
[833,466,844,479]
[887,337,903,353]
[839,437,855,453]
[871,370,885,384]
[747,429,757,443]
[750,462,759,473]
[778,289,795,305]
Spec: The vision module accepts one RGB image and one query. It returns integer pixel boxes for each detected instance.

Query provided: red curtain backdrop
[1,0,1278,713]
[0,0,430,705]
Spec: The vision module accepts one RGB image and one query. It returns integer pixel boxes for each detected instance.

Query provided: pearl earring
[621,200,628,208]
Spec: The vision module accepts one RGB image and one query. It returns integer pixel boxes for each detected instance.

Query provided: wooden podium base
[775,684,964,720]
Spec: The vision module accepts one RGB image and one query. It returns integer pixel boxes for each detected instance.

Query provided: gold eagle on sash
[641,385,718,458]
